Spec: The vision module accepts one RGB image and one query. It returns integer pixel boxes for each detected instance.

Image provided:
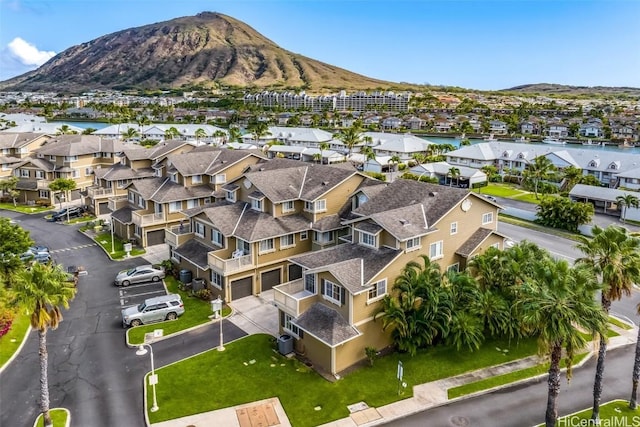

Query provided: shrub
[364,171,387,181]
[0,310,15,338]
[194,288,212,301]
[365,346,377,367]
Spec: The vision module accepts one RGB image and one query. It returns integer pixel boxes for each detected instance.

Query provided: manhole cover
[450,415,470,427]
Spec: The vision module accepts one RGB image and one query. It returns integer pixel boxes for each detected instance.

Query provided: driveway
[227,290,280,337]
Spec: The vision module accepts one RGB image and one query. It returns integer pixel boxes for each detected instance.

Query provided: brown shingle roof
[293,303,360,347]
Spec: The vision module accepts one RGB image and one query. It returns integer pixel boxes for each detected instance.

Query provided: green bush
[364,171,387,181]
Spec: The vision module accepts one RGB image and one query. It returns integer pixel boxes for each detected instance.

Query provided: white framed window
[215,174,226,184]
[117,179,127,188]
[49,155,56,161]
[64,155,78,162]
[367,279,387,302]
[283,313,302,338]
[192,175,202,184]
[280,234,295,249]
[35,170,44,179]
[406,237,421,252]
[194,222,205,237]
[211,229,223,247]
[304,273,316,293]
[94,152,101,158]
[71,170,80,178]
[85,167,93,176]
[490,242,500,249]
[429,240,444,260]
[359,231,377,248]
[314,231,334,244]
[450,222,458,235]
[250,198,263,212]
[210,271,223,289]
[259,238,275,254]
[169,201,181,213]
[447,263,460,273]
[482,212,494,225]
[322,279,343,305]
[20,169,29,177]
[39,190,49,199]
[304,199,326,213]
[300,230,308,240]
[128,192,135,202]
[137,197,146,209]
[237,239,251,255]
[103,152,112,158]
[282,200,295,213]
[187,199,198,209]
[169,173,178,183]
[134,225,141,237]
[226,190,236,202]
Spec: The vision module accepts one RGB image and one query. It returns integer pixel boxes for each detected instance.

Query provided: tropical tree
[337,123,364,156]
[561,166,583,191]
[248,121,271,145]
[616,194,639,224]
[575,225,640,422]
[12,262,77,427]
[388,155,401,182]
[525,156,556,199]
[121,127,139,142]
[194,128,207,145]
[228,127,242,144]
[318,142,330,165]
[631,303,640,409]
[48,178,76,211]
[448,167,461,187]
[536,197,594,233]
[212,129,226,146]
[518,259,606,427]
[360,145,376,163]
[55,124,75,135]
[163,126,181,140]
[81,128,97,135]
[0,217,33,283]
[0,176,20,206]
[312,153,322,164]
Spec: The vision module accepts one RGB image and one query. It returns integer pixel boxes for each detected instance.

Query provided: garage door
[146,229,165,246]
[261,269,281,292]
[231,277,253,300]
[98,202,110,215]
[288,264,302,281]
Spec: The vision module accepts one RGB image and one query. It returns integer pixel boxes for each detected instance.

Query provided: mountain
[501,83,640,97]
[0,12,393,93]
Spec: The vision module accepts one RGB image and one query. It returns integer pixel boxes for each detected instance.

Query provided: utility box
[192,278,205,292]
[179,269,192,284]
[277,334,293,355]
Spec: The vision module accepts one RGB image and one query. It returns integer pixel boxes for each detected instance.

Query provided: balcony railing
[107,196,128,212]
[207,252,254,275]
[273,279,315,317]
[132,211,166,226]
[87,186,115,199]
[164,225,193,247]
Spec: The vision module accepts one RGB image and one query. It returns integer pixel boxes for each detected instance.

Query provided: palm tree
[319,142,330,165]
[212,129,226,146]
[448,167,461,187]
[526,156,556,199]
[312,153,322,164]
[248,121,271,145]
[121,127,139,142]
[55,124,75,135]
[616,194,639,224]
[337,123,364,156]
[194,128,207,145]
[227,127,242,144]
[519,259,606,427]
[164,126,181,141]
[631,303,640,409]
[12,262,77,427]
[388,155,401,182]
[576,225,640,422]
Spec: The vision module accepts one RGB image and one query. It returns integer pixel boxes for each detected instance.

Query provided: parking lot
[117,280,168,322]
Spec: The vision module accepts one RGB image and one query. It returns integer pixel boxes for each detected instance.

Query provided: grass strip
[535,400,639,427]
[147,334,539,426]
[0,310,31,368]
[0,203,52,214]
[94,232,145,260]
[35,408,68,427]
[498,213,585,242]
[609,316,633,330]
[127,276,231,345]
[448,352,589,399]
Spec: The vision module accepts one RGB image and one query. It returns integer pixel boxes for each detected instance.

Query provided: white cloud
[7,37,55,66]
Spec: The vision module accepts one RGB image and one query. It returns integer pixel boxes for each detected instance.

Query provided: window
[304,273,316,293]
[93,152,101,158]
[482,212,493,225]
[215,174,226,184]
[282,200,295,213]
[237,239,250,255]
[211,229,223,247]
[39,190,49,199]
[304,199,326,213]
[192,175,202,184]
[169,173,178,183]
[194,222,205,237]
[137,198,146,209]
[429,240,444,260]
[20,169,29,177]
[169,201,181,213]
[280,234,295,249]
[314,231,333,244]
[450,222,458,235]
[210,271,223,289]
[71,170,80,178]
[283,313,302,338]
[359,231,377,248]
[49,155,56,161]
[226,190,236,202]
[187,199,198,209]
[35,170,44,179]
[490,242,500,249]
[322,279,343,305]
[447,263,460,274]
[259,239,274,254]
[367,279,387,302]
[64,155,78,162]
[128,192,135,203]
[300,230,308,240]
[134,225,141,237]
[251,198,263,212]
[85,167,93,176]
[117,180,127,188]
[406,237,421,252]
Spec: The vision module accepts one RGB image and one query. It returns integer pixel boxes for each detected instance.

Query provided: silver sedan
[114,264,165,287]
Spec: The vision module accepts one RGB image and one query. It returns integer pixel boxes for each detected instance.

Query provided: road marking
[49,243,98,254]
[123,290,167,299]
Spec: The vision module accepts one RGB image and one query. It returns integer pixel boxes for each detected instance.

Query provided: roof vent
[322,181,329,186]
[429,191,438,197]
[399,219,409,226]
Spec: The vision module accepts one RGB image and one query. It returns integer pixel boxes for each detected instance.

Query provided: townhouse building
[273,179,505,375]
[166,159,375,301]
[0,133,51,178]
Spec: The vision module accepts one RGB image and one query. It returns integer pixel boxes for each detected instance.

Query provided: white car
[114,264,165,287]
[121,294,185,327]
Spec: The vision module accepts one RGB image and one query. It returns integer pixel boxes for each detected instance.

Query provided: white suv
[121,294,185,328]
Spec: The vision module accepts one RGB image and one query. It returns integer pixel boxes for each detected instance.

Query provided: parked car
[114,264,165,287]
[20,245,50,263]
[48,207,84,222]
[484,195,498,203]
[121,294,185,328]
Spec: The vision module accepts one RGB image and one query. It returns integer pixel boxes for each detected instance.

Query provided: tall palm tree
[12,263,77,427]
[526,156,556,199]
[319,142,330,165]
[388,155,401,182]
[576,225,640,422]
[616,194,639,224]
[121,127,139,142]
[519,259,606,427]
[212,129,226,146]
[248,121,271,145]
[194,128,207,145]
[164,126,181,141]
[55,124,75,135]
[227,127,242,144]
[630,302,640,409]
[337,123,364,156]
[448,167,461,187]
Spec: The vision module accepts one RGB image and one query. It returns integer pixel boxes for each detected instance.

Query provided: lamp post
[135,344,159,412]
[110,216,115,254]
[212,296,225,351]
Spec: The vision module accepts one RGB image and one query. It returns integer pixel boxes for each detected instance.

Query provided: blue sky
[0,0,638,90]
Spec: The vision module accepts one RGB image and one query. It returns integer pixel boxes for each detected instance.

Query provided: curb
[32,407,71,427]
[0,325,32,375]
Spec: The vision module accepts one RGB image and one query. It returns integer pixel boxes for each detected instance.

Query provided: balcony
[164,225,193,247]
[273,279,316,317]
[132,211,166,227]
[207,251,254,275]
[87,186,115,199]
[107,196,128,212]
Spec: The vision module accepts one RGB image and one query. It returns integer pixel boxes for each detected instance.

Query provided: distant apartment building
[244,90,410,112]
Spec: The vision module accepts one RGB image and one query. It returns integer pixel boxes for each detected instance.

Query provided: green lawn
[609,316,633,330]
[65,215,96,225]
[127,276,231,345]
[0,310,31,368]
[94,232,145,260]
[35,408,68,427]
[539,400,639,427]
[498,213,585,242]
[448,352,589,399]
[0,203,52,214]
[476,183,540,204]
[147,334,538,426]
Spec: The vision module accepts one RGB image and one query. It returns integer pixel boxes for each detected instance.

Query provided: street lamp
[211,296,225,351]
[135,344,159,412]
[110,215,115,254]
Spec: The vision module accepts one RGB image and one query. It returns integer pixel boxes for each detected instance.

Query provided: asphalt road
[0,211,246,427]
